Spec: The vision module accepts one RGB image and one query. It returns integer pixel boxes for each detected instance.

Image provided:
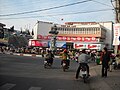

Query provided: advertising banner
[37,34,98,42]
[29,40,48,47]
[48,41,66,48]
[113,23,120,45]
[74,43,102,50]
[74,43,87,49]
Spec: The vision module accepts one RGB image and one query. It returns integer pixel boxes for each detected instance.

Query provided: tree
[32,29,34,35]
[27,30,30,35]
[10,26,14,32]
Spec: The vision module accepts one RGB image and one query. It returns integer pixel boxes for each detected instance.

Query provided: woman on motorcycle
[61,49,70,67]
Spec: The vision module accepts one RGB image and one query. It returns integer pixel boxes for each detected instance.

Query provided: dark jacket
[102,52,110,66]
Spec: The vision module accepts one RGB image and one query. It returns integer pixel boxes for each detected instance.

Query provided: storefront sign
[74,43,101,50]
[48,41,66,48]
[74,44,87,49]
[37,34,98,42]
[29,40,48,47]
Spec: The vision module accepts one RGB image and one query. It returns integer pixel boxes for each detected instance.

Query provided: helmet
[63,49,67,53]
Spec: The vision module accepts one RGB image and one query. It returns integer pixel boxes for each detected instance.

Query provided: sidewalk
[89,65,120,90]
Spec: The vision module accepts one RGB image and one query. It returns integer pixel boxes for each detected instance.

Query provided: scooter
[79,65,89,83]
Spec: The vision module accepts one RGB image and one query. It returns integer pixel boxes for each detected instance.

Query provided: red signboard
[74,43,101,49]
[37,35,98,42]
[29,40,48,47]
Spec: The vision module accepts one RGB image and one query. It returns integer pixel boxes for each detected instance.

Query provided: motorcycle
[44,59,52,69]
[62,60,69,72]
[79,64,89,83]
[112,59,117,70]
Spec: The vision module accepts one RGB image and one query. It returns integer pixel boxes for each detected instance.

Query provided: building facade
[56,21,113,50]
[29,21,53,47]
[31,21,113,50]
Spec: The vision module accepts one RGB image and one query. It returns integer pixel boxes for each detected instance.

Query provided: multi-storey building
[31,21,113,50]
[56,21,113,50]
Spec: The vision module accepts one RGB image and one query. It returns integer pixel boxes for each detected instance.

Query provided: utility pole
[114,0,120,55]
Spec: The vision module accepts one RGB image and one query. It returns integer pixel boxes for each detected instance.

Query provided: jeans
[102,65,108,77]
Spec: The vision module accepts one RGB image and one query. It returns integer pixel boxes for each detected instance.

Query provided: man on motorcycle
[76,49,91,79]
[45,50,54,65]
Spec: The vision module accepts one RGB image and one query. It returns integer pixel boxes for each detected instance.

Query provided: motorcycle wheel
[44,64,47,68]
[63,66,66,72]
[83,76,86,83]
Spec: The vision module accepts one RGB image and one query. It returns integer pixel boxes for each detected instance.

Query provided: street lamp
[49,24,59,53]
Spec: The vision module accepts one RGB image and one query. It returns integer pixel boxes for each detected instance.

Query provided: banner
[48,41,66,48]
[74,43,102,50]
[29,40,48,47]
[113,23,120,45]
[37,34,98,42]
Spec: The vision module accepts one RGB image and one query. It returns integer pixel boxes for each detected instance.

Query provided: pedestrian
[101,47,110,77]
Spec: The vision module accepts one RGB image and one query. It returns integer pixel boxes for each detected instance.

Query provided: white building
[99,21,113,49]
[33,21,53,39]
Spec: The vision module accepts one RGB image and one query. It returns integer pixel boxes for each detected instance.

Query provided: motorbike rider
[61,49,70,67]
[76,49,91,79]
[45,50,54,65]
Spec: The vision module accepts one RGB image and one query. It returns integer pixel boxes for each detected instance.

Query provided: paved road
[0,54,93,90]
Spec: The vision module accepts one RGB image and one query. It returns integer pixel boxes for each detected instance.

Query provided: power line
[92,0,113,8]
[0,0,92,17]
[0,0,60,11]
[0,8,114,20]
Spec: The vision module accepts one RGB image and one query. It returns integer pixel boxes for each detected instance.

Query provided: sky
[0,0,115,31]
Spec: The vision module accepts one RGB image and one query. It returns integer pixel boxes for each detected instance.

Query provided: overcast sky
[0,0,115,31]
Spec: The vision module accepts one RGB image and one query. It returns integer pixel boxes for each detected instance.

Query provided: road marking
[0,83,16,90]
[28,87,42,90]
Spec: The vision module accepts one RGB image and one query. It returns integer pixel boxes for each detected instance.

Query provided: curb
[2,52,60,58]
[13,53,42,57]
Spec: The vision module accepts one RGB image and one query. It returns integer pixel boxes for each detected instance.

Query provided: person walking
[101,47,110,77]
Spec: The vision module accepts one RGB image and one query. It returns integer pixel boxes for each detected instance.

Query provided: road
[0,54,94,90]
